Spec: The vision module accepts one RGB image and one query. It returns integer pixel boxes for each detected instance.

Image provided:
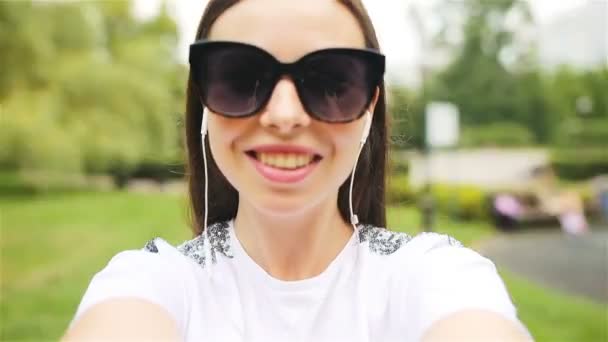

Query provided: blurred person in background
[62,0,531,341]
[530,165,589,235]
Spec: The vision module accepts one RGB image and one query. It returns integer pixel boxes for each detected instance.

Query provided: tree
[0,0,186,177]
[424,0,553,145]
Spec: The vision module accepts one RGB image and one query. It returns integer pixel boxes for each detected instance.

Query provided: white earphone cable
[201,108,209,235]
[200,108,213,275]
[349,111,372,232]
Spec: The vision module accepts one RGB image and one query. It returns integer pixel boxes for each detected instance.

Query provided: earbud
[349,110,372,229]
[360,110,372,144]
[200,106,210,258]
[201,107,209,137]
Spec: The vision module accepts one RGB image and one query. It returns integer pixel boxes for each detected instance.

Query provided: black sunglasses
[189,40,385,123]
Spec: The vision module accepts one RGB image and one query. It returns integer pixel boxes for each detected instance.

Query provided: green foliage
[0,171,37,195]
[553,118,608,147]
[424,0,556,145]
[543,66,608,134]
[431,183,490,221]
[387,155,415,206]
[389,154,410,174]
[0,1,186,175]
[460,121,535,147]
[551,148,608,181]
[551,116,608,180]
[416,0,607,149]
[387,86,424,149]
[386,174,416,206]
[387,205,495,246]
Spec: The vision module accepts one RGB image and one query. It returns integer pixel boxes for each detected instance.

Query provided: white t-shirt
[70,219,529,341]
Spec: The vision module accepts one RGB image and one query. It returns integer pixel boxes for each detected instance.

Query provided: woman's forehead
[207,0,366,62]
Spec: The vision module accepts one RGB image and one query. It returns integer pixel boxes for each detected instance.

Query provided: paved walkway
[478,225,608,303]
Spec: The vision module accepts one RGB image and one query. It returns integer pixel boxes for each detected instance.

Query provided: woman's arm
[62,298,181,341]
[422,309,532,342]
[398,234,532,341]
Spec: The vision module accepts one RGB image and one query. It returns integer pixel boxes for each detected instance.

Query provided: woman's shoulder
[356,223,464,259]
[142,221,234,269]
[362,226,525,341]
[70,235,200,333]
[356,224,497,283]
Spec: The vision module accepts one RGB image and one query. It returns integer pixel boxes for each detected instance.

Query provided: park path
[478,225,608,303]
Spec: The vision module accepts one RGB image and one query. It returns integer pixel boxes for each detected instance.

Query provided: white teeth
[256,152,314,169]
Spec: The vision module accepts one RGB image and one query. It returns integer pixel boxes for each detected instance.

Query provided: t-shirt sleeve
[68,238,190,336]
[402,233,531,341]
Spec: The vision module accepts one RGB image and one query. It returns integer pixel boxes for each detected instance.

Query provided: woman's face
[207,0,378,216]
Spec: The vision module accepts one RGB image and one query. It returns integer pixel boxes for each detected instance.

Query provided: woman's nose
[259,77,311,135]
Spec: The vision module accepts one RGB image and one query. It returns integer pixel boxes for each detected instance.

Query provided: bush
[386,174,416,206]
[553,118,608,147]
[431,184,490,221]
[578,185,601,217]
[0,170,114,195]
[128,162,186,182]
[460,122,535,147]
[107,159,185,188]
[551,148,608,180]
[389,155,409,175]
[550,116,608,181]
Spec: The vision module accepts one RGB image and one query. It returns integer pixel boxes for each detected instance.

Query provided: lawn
[1,191,605,341]
[387,205,496,246]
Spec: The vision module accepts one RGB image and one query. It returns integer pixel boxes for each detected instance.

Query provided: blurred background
[1,0,606,340]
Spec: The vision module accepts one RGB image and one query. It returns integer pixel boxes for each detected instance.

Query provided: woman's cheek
[207,119,236,170]
[208,116,252,163]
[208,116,239,144]
[331,124,365,158]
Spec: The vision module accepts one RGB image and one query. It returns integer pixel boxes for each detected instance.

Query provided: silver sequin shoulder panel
[357,224,414,255]
[356,225,463,255]
[142,238,159,253]
[174,221,234,268]
[141,222,463,266]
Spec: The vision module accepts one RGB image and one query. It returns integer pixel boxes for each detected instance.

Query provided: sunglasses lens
[298,53,375,122]
[197,46,274,116]
[191,42,383,122]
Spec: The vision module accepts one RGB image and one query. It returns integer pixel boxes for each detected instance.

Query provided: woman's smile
[243,144,324,184]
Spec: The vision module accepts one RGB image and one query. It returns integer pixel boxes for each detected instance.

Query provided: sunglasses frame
[189,40,385,123]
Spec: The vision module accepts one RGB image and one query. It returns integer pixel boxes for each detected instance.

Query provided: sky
[133,0,590,85]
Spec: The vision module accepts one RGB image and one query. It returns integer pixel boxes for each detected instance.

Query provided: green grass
[387,205,495,247]
[1,191,605,341]
[501,271,607,342]
[1,191,192,341]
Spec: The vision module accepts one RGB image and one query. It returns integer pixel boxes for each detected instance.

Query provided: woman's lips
[245,152,321,184]
[247,144,321,155]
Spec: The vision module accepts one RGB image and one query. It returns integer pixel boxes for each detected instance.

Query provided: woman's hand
[422,309,532,342]
[62,298,181,341]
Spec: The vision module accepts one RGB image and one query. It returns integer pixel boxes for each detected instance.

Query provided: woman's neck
[233,195,354,281]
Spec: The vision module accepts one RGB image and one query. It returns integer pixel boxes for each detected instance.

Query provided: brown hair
[184,0,389,236]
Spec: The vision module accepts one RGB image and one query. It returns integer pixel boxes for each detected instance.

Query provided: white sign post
[421,102,460,231]
[425,102,460,148]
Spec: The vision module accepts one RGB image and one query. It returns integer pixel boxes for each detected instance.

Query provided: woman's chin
[250,195,320,217]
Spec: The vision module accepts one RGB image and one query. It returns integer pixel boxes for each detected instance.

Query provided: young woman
[64,0,531,340]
